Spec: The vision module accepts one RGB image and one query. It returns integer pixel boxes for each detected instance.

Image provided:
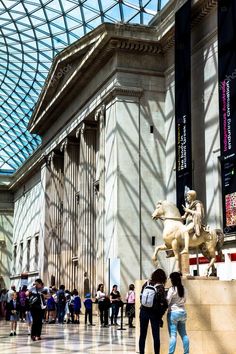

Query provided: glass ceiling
[0,0,169,175]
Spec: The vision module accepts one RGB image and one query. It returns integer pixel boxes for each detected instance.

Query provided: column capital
[76,122,97,138]
[95,104,105,122]
[47,151,55,166]
[60,138,68,152]
[76,122,85,138]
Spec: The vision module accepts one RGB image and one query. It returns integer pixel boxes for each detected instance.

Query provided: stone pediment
[28,23,160,134]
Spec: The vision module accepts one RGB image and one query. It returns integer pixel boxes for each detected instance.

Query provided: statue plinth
[135,278,236,353]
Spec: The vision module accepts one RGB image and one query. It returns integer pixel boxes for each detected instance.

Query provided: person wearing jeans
[110,285,121,325]
[167,272,189,354]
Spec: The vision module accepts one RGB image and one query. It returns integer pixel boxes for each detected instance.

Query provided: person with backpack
[56,285,66,324]
[27,278,46,341]
[139,268,168,354]
[167,272,189,354]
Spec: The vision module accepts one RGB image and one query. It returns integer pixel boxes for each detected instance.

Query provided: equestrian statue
[151,190,224,276]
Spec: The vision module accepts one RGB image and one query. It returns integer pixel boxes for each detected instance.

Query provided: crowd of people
[0,279,136,339]
[0,269,189,354]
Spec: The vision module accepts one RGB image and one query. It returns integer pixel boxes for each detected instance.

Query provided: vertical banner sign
[218,0,236,232]
[175,0,192,211]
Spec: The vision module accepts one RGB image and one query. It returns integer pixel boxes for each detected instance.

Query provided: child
[73,290,81,324]
[9,292,20,336]
[84,293,93,325]
[25,308,33,335]
[46,290,56,324]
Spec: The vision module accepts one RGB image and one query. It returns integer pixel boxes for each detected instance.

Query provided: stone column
[44,151,64,286]
[60,138,80,289]
[77,122,97,295]
[95,105,106,286]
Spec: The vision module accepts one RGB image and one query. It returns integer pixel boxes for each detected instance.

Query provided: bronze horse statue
[151,200,224,276]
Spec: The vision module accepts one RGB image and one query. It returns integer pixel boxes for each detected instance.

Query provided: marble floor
[0,320,136,354]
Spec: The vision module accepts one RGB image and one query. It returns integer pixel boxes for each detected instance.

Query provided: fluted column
[44,151,64,286]
[61,138,80,289]
[95,105,106,285]
[77,122,97,295]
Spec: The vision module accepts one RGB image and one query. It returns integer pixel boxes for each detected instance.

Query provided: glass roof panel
[0,0,170,175]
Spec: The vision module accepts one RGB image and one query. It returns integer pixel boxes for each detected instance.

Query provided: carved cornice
[103,85,143,103]
[158,0,217,53]
[191,0,217,27]
[110,38,161,54]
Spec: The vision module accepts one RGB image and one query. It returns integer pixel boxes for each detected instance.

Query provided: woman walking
[27,278,46,341]
[167,272,189,354]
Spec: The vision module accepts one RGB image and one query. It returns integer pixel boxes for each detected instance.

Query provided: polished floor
[0,319,136,354]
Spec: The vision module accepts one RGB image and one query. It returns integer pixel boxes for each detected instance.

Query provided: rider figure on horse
[181,190,205,254]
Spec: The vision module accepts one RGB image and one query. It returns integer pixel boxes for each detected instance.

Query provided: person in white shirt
[167,272,189,354]
[96,283,109,327]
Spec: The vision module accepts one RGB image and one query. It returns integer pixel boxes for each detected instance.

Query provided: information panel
[175,0,192,211]
[218,0,236,231]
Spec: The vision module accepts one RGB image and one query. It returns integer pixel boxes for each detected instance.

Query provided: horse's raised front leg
[152,244,168,266]
[172,238,181,272]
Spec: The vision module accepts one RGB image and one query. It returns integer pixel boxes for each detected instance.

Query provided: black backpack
[58,291,66,304]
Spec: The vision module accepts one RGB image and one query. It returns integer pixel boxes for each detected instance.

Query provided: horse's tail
[215,229,225,261]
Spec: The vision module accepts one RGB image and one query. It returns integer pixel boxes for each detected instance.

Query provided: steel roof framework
[0,0,169,174]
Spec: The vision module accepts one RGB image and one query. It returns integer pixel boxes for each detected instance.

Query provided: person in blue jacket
[73,290,81,324]
[84,293,93,325]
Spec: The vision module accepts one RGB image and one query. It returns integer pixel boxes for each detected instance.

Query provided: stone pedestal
[135,278,236,354]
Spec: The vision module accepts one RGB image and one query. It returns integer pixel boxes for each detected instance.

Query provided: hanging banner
[218,0,236,232]
[175,0,192,211]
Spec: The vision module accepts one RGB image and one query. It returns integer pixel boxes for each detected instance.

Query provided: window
[27,239,31,272]
[35,235,39,269]
[19,242,23,272]
[12,245,17,274]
